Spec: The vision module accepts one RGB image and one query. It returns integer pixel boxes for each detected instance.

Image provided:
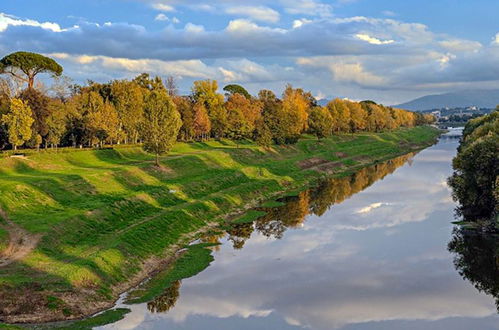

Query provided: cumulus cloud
[356,33,395,45]
[225,6,280,23]
[3,9,499,104]
[0,12,65,32]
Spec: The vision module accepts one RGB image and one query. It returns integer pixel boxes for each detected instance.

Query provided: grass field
[0,126,440,323]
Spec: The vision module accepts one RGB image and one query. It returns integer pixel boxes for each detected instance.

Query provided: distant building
[431,110,441,118]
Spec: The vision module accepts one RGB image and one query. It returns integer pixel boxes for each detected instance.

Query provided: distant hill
[395,90,499,111]
[317,99,329,107]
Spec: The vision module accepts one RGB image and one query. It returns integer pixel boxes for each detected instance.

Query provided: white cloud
[225,6,280,23]
[282,0,333,17]
[356,33,395,45]
[356,202,385,214]
[382,10,397,17]
[155,13,168,21]
[292,18,313,29]
[184,22,204,33]
[152,3,175,12]
[0,12,64,32]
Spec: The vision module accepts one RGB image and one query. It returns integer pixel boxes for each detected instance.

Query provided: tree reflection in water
[448,228,499,311]
[229,152,415,245]
[148,152,417,313]
[147,280,181,313]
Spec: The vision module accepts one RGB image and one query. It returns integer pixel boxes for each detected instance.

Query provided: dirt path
[0,208,41,267]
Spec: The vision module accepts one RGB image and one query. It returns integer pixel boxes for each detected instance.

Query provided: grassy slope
[0,126,440,321]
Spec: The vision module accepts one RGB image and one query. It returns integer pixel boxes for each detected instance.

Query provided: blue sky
[1,0,499,104]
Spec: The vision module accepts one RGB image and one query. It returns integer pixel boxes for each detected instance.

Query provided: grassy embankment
[0,126,440,323]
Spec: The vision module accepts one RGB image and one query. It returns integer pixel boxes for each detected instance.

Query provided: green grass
[232,210,267,224]
[0,126,441,322]
[126,243,216,304]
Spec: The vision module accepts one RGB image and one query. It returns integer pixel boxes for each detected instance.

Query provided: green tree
[1,98,34,150]
[45,99,67,148]
[223,84,251,99]
[142,90,182,166]
[109,80,145,143]
[308,106,333,140]
[254,119,272,148]
[0,52,63,89]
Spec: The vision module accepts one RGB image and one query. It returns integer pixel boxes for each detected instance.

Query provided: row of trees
[0,52,435,163]
[448,109,498,230]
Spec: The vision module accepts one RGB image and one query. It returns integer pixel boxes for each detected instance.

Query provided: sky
[1,0,499,105]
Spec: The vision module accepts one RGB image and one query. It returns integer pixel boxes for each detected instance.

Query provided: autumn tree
[327,99,351,133]
[141,90,181,166]
[308,106,333,140]
[192,102,211,141]
[192,80,226,138]
[346,100,367,132]
[19,88,51,142]
[175,96,195,141]
[1,98,34,150]
[109,80,145,143]
[282,84,310,134]
[0,52,63,89]
[225,93,262,141]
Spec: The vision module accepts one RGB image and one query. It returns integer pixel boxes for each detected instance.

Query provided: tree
[175,96,195,141]
[19,87,51,141]
[1,98,34,150]
[282,84,309,134]
[225,93,262,140]
[327,99,350,133]
[192,80,226,138]
[165,76,178,97]
[109,80,145,143]
[45,99,67,148]
[223,84,251,99]
[141,90,181,166]
[308,106,333,140]
[192,101,211,141]
[254,119,272,148]
[346,101,367,132]
[0,52,63,89]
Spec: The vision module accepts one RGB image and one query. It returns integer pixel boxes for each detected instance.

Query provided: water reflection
[147,280,181,314]
[101,140,499,330]
[448,228,499,311]
[230,153,415,244]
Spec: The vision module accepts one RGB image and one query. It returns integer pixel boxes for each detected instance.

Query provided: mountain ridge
[394,89,499,111]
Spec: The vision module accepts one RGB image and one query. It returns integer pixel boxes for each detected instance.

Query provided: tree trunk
[155,153,160,167]
[13,145,17,151]
[28,76,35,89]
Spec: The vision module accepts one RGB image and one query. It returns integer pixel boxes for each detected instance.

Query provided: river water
[100,134,499,330]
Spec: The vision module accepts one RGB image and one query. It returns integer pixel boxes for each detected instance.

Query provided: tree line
[0,52,435,163]
[448,109,498,230]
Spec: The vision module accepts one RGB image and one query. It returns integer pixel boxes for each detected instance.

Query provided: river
[99,133,499,330]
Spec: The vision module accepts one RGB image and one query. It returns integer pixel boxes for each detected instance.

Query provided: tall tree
[45,99,67,148]
[141,90,181,166]
[282,84,310,134]
[192,102,211,141]
[223,84,251,99]
[19,88,51,141]
[192,80,226,138]
[0,52,63,89]
[109,80,145,143]
[1,98,34,150]
[308,106,333,140]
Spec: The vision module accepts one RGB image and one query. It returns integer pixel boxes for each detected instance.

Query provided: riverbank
[0,126,440,324]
